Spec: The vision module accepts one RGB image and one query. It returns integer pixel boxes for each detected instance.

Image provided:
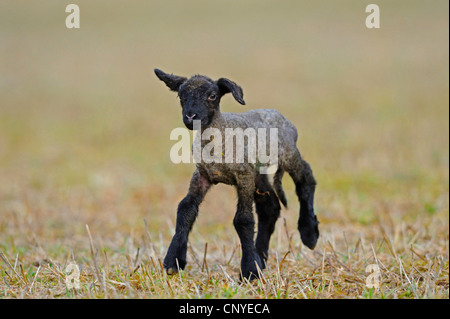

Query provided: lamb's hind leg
[254,174,281,268]
[286,150,319,249]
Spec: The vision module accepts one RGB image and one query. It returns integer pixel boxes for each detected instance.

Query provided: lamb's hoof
[166,267,178,275]
[240,273,258,282]
[240,254,263,281]
[299,215,319,250]
[256,251,268,270]
[163,256,186,275]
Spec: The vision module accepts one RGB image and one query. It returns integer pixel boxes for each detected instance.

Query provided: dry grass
[0,0,448,299]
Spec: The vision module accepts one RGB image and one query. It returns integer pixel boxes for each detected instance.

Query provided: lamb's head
[154,68,245,130]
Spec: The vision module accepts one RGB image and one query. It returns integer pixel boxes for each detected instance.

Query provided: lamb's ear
[154,68,187,92]
[217,78,246,105]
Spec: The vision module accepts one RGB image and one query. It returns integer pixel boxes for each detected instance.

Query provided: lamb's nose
[185,113,197,123]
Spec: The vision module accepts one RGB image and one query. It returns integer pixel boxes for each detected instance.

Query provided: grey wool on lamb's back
[154,68,319,280]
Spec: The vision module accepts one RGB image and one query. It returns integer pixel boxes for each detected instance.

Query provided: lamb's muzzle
[154,68,319,280]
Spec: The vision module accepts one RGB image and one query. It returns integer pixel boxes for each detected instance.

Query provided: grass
[0,0,448,299]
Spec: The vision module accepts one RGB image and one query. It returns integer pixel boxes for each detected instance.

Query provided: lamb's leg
[254,174,281,268]
[233,178,263,280]
[286,150,319,250]
[163,170,210,274]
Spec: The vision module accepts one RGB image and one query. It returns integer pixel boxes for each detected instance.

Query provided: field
[0,1,448,299]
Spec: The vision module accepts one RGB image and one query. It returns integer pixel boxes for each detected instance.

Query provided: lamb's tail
[273,168,288,208]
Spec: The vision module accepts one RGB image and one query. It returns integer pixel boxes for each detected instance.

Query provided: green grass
[0,0,448,299]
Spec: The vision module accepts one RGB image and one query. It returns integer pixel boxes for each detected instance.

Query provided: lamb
[154,68,319,279]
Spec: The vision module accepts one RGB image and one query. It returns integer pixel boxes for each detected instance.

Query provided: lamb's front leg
[164,170,211,275]
[233,178,263,280]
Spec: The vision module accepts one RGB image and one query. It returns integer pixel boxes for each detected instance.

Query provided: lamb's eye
[208,93,217,101]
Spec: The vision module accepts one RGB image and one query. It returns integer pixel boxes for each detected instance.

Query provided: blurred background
[0,0,448,271]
